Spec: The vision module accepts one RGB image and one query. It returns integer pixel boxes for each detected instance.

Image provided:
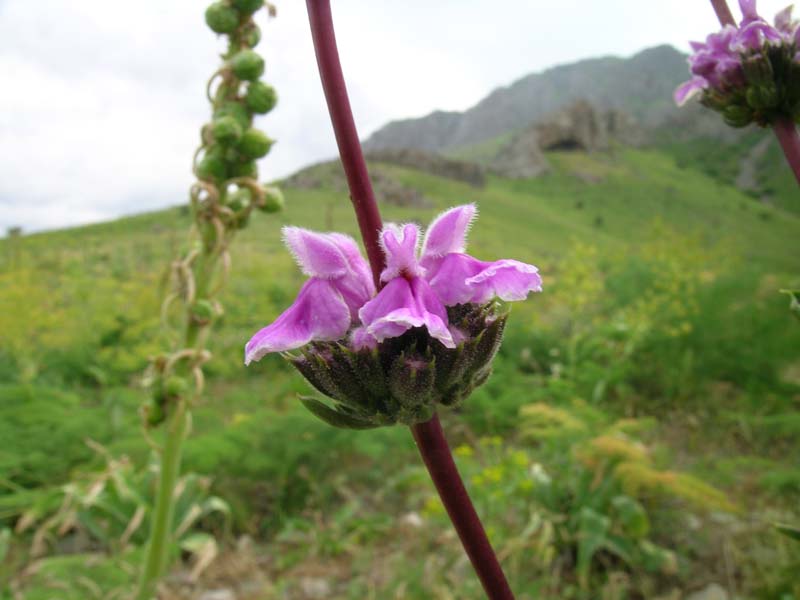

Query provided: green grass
[1,146,799,598]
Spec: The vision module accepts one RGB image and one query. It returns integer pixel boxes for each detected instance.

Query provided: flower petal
[379,223,423,282]
[739,0,759,22]
[244,278,351,364]
[674,76,708,106]
[358,277,455,348]
[421,204,478,259]
[774,5,794,32]
[283,227,350,279]
[424,253,542,305]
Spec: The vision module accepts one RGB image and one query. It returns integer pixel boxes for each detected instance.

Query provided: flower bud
[211,115,243,144]
[205,2,240,34]
[232,0,264,16]
[196,148,227,182]
[230,50,265,81]
[238,128,273,159]
[245,81,277,114]
[214,102,250,130]
[191,299,216,324]
[258,185,284,213]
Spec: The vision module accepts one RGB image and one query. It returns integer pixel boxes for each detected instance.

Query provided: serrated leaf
[299,396,379,429]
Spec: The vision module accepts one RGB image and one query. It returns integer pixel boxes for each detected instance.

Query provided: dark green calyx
[700,45,800,128]
[238,128,273,159]
[245,81,277,114]
[288,302,508,429]
[258,185,283,213]
[232,0,264,16]
[230,50,265,81]
[211,115,243,144]
[227,188,253,228]
[214,102,251,130]
[205,2,240,34]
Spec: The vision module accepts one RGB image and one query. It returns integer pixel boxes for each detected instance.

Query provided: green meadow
[1,146,799,598]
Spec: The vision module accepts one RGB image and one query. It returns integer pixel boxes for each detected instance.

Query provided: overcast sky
[0,0,791,232]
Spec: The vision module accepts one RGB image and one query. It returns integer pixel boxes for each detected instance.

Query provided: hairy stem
[305,2,515,597]
[708,0,800,186]
[305,0,384,288]
[412,415,516,599]
[136,401,189,600]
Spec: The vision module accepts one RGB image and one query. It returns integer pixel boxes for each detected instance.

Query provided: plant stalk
[708,0,800,185]
[305,0,384,288]
[412,415,516,600]
[136,400,189,600]
[772,117,800,186]
[305,1,515,597]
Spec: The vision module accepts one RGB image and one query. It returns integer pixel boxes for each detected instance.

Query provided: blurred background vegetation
[1,144,799,599]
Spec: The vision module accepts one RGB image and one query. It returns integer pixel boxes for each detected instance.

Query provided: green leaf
[0,527,11,563]
[299,396,379,430]
[611,495,650,539]
[775,522,800,542]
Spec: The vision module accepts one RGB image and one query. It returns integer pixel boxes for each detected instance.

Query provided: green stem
[136,400,189,600]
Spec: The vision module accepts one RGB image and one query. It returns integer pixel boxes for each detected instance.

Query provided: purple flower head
[352,204,542,349]
[244,204,542,427]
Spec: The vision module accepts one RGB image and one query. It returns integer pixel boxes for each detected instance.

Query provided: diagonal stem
[412,415,516,600]
[306,0,384,288]
[305,1,515,597]
[707,0,800,185]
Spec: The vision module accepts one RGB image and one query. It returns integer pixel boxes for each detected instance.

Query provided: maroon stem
[772,117,800,186]
[305,1,515,597]
[412,415,516,600]
[709,0,736,26]
[305,0,384,288]
[707,0,800,186]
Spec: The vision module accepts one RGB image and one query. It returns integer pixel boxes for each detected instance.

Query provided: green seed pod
[723,104,753,128]
[230,50,265,81]
[232,0,264,15]
[214,102,250,130]
[227,187,252,212]
[259,185,284,213]
[245,81,277,114]
[164,376,189,399]
[191,299,216,324]
[211,115,243,145]
[230,161,259,179]
[205,2,240,34]
[145,400,166,427]
[196,148,227,182]
[244,24,261,48]
[238,128,273,159]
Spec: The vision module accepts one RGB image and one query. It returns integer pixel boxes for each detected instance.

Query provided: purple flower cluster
[675,0,800,122]
[245,204,541,365]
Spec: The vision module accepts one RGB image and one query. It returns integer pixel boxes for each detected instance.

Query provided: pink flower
[245,204,541,363]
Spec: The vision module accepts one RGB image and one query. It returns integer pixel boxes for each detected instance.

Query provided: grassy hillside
[1,147,799,598]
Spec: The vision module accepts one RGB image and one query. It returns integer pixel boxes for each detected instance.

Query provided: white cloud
[0,0,790,232]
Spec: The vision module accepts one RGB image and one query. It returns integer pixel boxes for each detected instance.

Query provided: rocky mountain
[363,45,722,153]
